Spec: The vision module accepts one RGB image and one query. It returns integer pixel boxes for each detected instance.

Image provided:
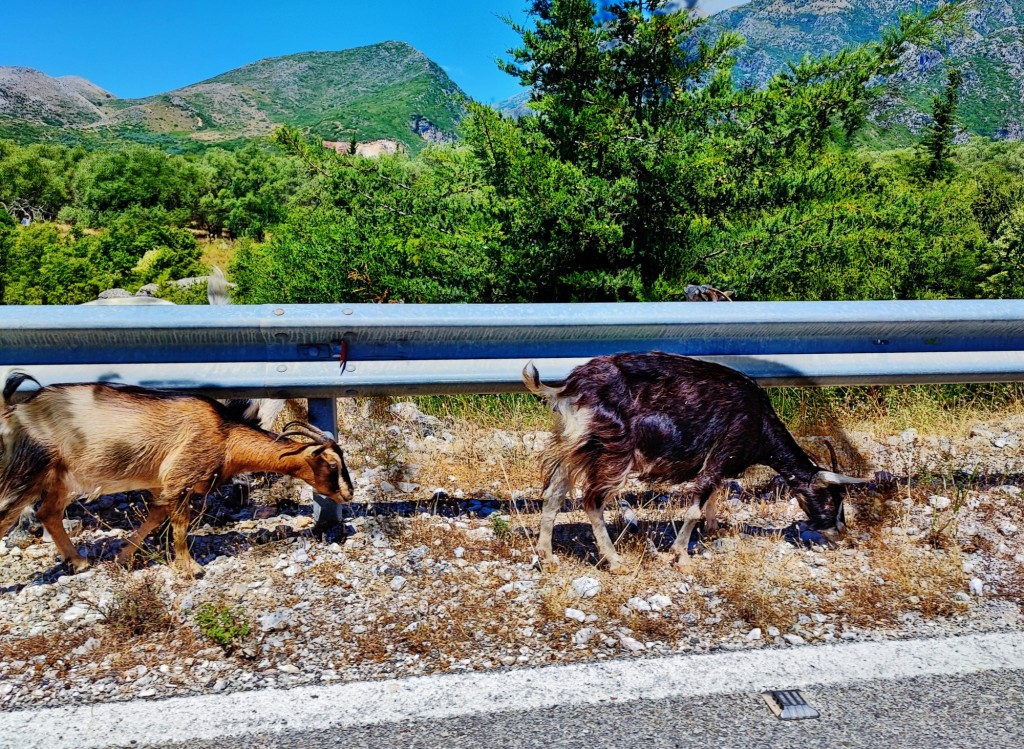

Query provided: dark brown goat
[523,352,866,573]
[0,373,353,576]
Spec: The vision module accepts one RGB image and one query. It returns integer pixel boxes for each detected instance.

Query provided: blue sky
[2,1,746,104]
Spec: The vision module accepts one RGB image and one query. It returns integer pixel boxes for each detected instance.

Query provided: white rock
[290,548,310,564]
[783,634,806,646]
[571,577,601,599]
[380,481,396,494]
[466,527,495,541]
[564,608,587,623]
[278,663,300,674]
[390,576,407,591]
[60,604,91,624]
[618,634,645,652]
[995,485,1021,497]
[767,626,781,638]
[453,547,465,559]
[259,609,292,633]
[72,637,100,656]
[747,628,762,641]
[969,578,985,597]
[397,482,419,494]
[648,595,673,611]
[998,522,1018,537]
[626,597,652,612]
[898,428,918,443]
[573,627,598,646]
[928,495,952,511]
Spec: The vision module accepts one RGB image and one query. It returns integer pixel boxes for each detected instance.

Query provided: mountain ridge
[708,0,1024,139]
[0,41,466,150]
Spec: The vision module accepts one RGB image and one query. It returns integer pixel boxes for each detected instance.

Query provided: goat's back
[7,383,230,484]
[561,352,771,421]
[553,353,781,478]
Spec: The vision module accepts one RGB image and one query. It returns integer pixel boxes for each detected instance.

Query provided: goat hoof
[175,560,205,578]
[606,560,629,575]
[537,554,560,573]
[68,556,91,573]
[188,566,206,579]
[670,553,692,572]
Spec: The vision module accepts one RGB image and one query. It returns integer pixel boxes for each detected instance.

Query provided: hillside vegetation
[2,1,1023,308]
[708,0,1024,139]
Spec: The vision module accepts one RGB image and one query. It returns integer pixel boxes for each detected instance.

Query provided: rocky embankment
[0,402,1021,710]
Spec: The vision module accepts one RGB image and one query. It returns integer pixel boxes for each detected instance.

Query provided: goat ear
[309,445,327,457]
[813,470,868,487]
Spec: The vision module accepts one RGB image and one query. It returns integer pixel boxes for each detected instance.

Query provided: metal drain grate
[761,690,820,720]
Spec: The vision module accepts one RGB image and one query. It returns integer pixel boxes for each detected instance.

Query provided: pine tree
[921,67,964,180]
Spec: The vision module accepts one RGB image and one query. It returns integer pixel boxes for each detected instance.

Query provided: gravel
[0,404,1022,712]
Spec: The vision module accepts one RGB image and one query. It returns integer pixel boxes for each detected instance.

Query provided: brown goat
[523,353,866,573]
[0,373,352,575]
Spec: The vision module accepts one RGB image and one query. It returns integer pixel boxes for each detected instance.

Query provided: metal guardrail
[5,299,1022,527]
[2,300,1024,397]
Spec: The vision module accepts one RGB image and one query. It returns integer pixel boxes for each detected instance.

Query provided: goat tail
[521,361,564,400]
[207,266,231,306]
[0,497,36,544]
[1,370,41,407]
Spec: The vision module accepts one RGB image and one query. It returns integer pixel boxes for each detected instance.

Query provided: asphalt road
[168,668,1024,749]
[5,632,1023,749]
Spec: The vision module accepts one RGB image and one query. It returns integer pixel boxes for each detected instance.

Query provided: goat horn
[814,470,868,486]
[284,420,334,439]
[281,421,335,444]
[823,439,840,473]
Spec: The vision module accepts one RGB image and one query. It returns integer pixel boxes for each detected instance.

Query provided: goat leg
[536,463,570,572]
[669,476,720,571]
[170,500,204,577]
[116,497,169,568]
[36,490,89,573]
[583,488,628,575]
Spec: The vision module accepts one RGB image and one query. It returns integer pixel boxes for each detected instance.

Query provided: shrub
[193,602,252,653]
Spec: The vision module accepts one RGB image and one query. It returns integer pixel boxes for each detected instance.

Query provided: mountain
[707,0,1024,139]
[0,66,116,127]
[495,90,533,119]
[0,42,467,151]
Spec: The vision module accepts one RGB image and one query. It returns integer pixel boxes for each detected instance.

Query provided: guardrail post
[307,397,343,531]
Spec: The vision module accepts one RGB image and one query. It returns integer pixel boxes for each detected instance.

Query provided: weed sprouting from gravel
[194,602,252,654]
[101,570,175,638]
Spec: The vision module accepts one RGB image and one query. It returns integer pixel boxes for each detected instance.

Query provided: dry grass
[695,536,816,632]
[843,532,966,623]
[773,383,1024,439]
[100,568,175,638]
[199,239,238,272]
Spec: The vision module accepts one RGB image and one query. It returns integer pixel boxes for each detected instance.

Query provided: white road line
[3,631,1023,749]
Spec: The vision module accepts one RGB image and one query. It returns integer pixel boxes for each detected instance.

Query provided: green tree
[194,143,303,240]
[921,67,964,181]
[0,141,83,221]
[72,145,201,226]
[979,203,1024,299]
[231,128,499,304]
[468,0,966,302]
